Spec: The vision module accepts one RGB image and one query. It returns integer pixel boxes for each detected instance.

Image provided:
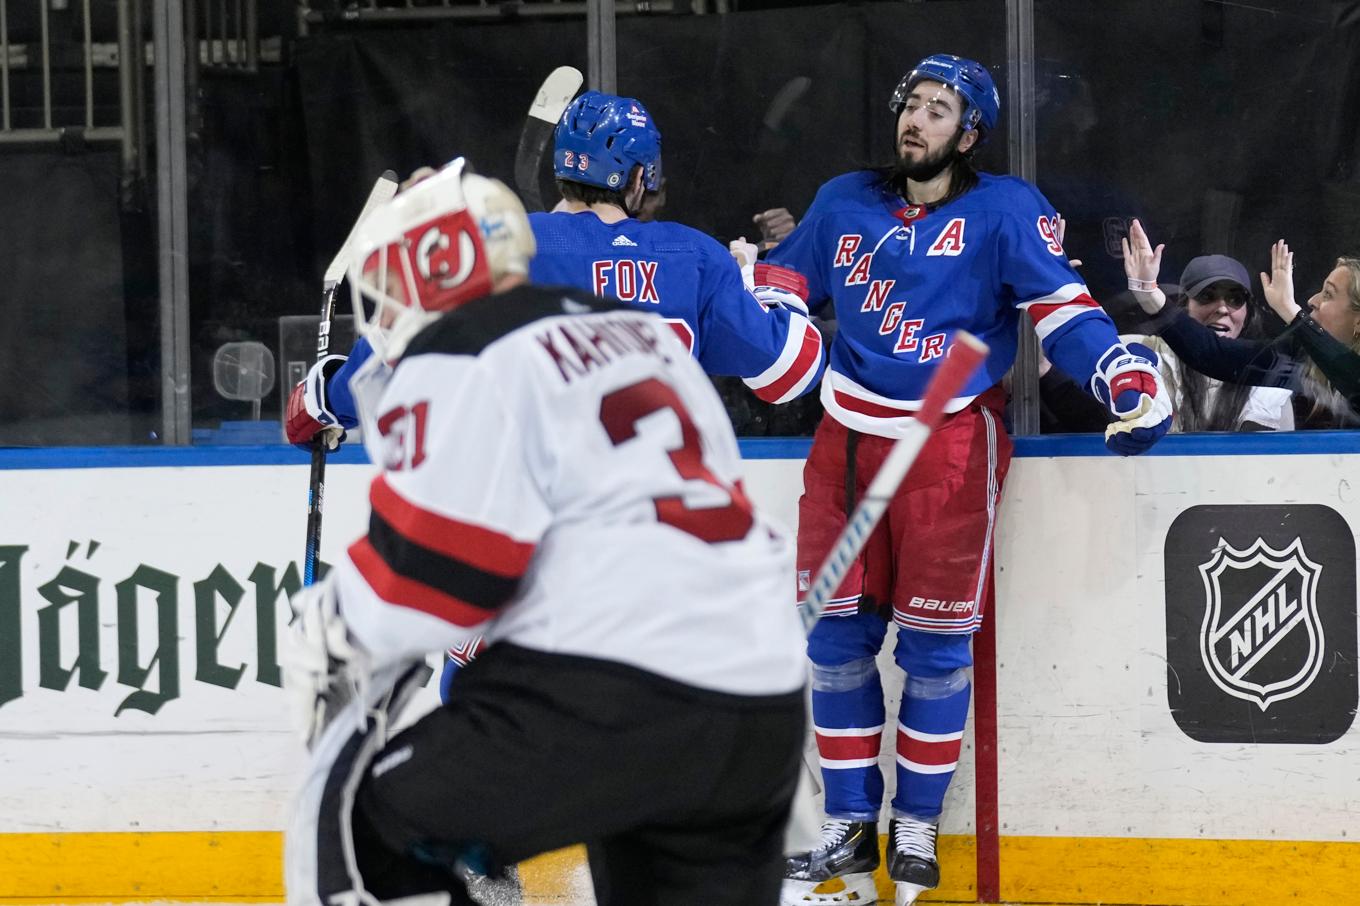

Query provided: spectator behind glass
[1124,221,1360,427]
[1023,224,1292,434]
[1135,255,1294,432]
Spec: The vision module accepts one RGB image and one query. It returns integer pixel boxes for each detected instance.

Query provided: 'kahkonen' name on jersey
[535,313,671,384]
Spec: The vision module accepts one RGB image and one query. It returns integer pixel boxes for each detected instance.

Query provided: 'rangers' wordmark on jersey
[769,171,1120,436]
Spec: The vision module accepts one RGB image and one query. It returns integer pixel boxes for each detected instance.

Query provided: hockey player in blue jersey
[535,89,824,401]
[763,54,1173,906]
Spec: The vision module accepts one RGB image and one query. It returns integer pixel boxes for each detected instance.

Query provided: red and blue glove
[1090,342,1173,455]
[285,354,348,451]
[751,262,810,316]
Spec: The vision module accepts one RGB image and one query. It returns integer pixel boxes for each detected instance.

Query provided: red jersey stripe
[350,537,497,628]
[1024,295,1098,324]
[369,477,534,578]
[832,389,917,419]
[754,325,823,403]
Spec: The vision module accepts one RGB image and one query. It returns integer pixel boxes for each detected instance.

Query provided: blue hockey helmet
[890,54,1000,133]
[553,91,663,193]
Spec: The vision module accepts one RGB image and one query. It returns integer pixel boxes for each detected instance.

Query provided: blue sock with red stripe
[892,669,971,819]
[811,662,886,821]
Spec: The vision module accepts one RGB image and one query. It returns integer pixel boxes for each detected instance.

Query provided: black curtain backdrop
[288,0,1360,322]
[292,2,1008,275]
[1034,0,1360,324]
[0,151,131,445]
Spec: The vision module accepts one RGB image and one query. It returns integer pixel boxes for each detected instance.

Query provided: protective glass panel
[1035,0,1360,433]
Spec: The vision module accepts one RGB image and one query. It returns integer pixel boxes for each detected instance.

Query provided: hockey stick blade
[753,76,811,232]
[514,66,584,213]
[322,170,400,293]
[799,331,989,633]
[761,75,811,132]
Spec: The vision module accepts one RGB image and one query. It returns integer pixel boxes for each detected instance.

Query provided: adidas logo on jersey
[612,235,638,247]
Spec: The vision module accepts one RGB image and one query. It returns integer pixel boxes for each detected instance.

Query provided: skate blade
[464,864,523,906]
[893,880,929,906]
[780,872,877,905]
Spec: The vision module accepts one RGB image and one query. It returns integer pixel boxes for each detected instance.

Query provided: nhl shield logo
[1197,537,1324,712]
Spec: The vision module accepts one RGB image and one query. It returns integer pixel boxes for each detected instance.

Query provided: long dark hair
[1172,291,1261,431]
[872,125,982,210]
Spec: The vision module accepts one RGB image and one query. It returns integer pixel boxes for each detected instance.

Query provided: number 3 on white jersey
[599,378,754,544]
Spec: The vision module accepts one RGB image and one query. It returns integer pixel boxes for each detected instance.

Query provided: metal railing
[0,0,144,196]
[190,0,257,72]
[298,0,672,33]
[1,0,133,140]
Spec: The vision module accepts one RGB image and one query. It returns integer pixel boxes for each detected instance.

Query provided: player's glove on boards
[752,262,810,316]
[1090,342,1173,456]
[285,354,348,450]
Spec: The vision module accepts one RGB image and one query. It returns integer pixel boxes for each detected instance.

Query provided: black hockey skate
[779,819,879,905]
[886,816,940,906]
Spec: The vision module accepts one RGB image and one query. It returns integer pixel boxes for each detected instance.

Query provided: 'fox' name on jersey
[530,209,825,404]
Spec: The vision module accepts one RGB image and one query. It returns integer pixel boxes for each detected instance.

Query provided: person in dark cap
[1029,246,1295,433]
[1134,252,1296,431]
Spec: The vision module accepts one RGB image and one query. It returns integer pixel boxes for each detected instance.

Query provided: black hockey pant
[351,644,805,906]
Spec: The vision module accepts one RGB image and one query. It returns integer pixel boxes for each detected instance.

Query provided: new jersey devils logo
[415,223,477,289]
[1197,537,1325,712]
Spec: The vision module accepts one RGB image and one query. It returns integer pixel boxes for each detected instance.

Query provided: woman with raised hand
[1123,219,1360,427]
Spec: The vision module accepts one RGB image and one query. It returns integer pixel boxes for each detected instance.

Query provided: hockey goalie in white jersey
[283,159,807,906]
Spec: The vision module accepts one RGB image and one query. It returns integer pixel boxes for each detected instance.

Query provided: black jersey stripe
[365,508,521,613]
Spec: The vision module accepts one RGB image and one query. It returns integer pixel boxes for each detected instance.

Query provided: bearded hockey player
[283,159,807,906]
[762,54,1173,905]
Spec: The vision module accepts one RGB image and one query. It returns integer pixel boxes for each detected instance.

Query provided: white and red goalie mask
[347,158,536,361]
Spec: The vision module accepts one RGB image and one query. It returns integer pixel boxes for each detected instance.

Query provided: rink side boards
[1,433,1358,905]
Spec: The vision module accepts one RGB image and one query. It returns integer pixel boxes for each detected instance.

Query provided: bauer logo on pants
[1164,504,1356,744]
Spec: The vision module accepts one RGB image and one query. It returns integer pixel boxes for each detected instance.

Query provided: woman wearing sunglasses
[1128,253,1294,431]
[1124,220,1360,428]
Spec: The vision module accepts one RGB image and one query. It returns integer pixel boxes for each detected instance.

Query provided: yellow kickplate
[2,831,1356,905]
[1001,835,1360,905]
[0,832,282,901]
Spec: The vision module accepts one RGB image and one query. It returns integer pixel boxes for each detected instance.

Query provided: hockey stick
[798,331,990,633]
[303,170,400,587]
[513,65,583,213]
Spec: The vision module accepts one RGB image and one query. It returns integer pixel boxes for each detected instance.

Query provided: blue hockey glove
[1090,342,1173,455]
